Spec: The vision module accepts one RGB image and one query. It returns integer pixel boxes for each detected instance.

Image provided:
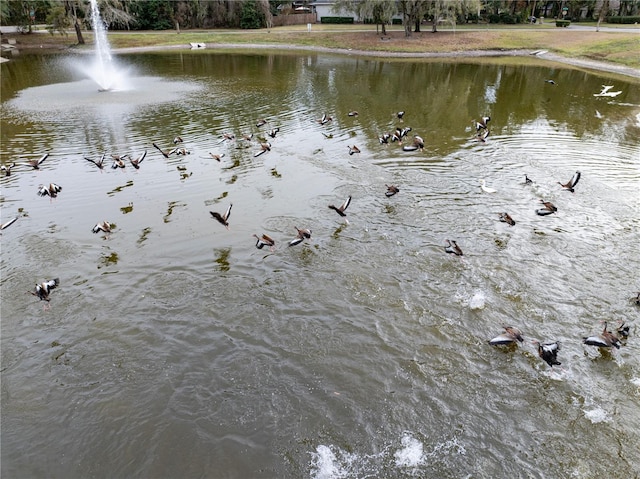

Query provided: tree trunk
[74,17,85,44]
[414,19,420,32]
[381,22,387,35]
[432,17,437,32]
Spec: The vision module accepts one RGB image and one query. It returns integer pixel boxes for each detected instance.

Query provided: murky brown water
[2,50,640,478]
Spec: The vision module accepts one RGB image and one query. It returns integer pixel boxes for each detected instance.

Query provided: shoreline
[108,43,640,79]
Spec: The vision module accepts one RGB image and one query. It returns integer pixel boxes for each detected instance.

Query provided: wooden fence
[271,13,317,27]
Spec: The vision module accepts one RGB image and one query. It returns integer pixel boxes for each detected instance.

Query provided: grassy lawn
[4,23,640,69]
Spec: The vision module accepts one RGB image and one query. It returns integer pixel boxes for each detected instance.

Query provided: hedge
[606,16,640,24]
[555,19,570,27]
[320,16,354,24]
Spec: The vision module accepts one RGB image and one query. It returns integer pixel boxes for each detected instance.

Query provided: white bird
[594,85,622,97]
[479,179,496,193]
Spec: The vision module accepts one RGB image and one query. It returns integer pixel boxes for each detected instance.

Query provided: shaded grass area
[4,26,640,69]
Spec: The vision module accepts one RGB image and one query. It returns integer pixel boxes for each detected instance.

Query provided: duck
[328,196,351,218]
[532,340,561,367]
[544,79,556,85]
[267,127,280,139]
[489,326,524,346]
[402,135,424,151]
[92,221,112,234]
[444,239,463,256]
[254,142,271,157]
[476,129,490,143]
[536,200,557,216]
[22,153,49,170]
[84,154,105,170]
[479,179,496,193]
[317,113,332,125]
[241,133,254,141]
[289,226,312,247]
[111,157,126,169]
[348,111,359,117]
[1,162,16,176]
[397,111,405,120]
[631,292,640,307]
[253,233,276,251]
[499,212,516,226]
[209,153,225,162]
[582,322,622,349]
[524,174,533,184]
[1,216,18,230]
[129,150,147,169]
[210,204,232,229]
[385,184,399,197]
[348,145,361,155]
[558,170,581,193]
[30,278,60,303]
[322,132,333,139]
[37,183,62,198]
[173,136,183,144]
[153,142,172,158]
[256,118,268,128]
[378,133,391,144]
[616,321,630,338]
[174,148,190,156]
[475,116,491,131]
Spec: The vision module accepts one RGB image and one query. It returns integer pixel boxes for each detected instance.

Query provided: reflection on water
[1,51,640,478]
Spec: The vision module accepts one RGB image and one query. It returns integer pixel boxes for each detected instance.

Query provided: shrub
[555,19,570,27]
[606,16,640,24]
[320,16,354,24]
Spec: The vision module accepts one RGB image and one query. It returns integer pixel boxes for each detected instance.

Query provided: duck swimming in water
[558,170,581,193]
[583,322,622,349]
[348,145,361,155]
[402,135,424,151]
[532,340,561,367]
[444,239,463,256]
[253,233,276,251]
[499,212,516,226]
[385,184,399,197]
[210,204,232,230]
[289,227,312,247]
[489,326,524,346]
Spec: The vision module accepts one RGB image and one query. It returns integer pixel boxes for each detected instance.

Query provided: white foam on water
[468,291,486,310]
[583,407,610,424]
[310,433,466,477]
[310,445,347,479]
[394,433,424,467]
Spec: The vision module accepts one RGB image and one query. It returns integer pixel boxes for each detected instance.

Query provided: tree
[397,0,428,37]
[239,0,265,28]
[596,0,609,31]
[428,0,481,33]
[46,4,71,37]
[332,0,396,35]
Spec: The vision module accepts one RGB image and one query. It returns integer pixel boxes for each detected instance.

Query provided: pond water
[1,50,640,478]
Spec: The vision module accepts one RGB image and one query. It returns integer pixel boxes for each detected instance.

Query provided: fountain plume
[83,0,126,91]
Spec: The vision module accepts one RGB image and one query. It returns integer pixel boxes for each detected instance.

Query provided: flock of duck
[1,108,636,364]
